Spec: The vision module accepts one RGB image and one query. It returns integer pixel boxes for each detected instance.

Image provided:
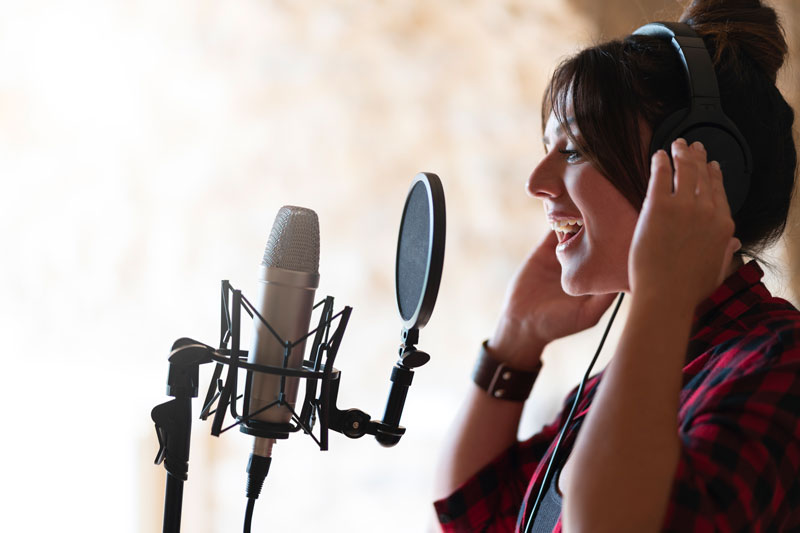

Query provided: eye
[558,148,582,163]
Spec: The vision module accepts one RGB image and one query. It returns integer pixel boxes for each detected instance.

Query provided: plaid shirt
[435,261,800,532]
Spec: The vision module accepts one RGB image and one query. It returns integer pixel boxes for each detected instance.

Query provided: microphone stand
[151,281,431,532]
[151,340,212,533]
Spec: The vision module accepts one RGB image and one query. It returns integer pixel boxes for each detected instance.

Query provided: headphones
[633,22,752,215]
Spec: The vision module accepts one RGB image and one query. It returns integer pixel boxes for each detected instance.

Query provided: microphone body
[245,206,320,459]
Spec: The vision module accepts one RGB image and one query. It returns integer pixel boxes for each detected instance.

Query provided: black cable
[243,453,271,533]
[522,292,625,533]
[243,498,256,533]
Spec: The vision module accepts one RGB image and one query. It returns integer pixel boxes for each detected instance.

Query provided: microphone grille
[262,206,320,273]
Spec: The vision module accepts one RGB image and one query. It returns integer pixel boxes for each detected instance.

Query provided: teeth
[550,219,583,232]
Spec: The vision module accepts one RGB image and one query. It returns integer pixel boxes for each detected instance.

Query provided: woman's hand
[628,139,740,309]
[490,230,616,369]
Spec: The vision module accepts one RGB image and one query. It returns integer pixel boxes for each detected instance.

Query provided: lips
[556,224,583,248]
[549,218,583,244]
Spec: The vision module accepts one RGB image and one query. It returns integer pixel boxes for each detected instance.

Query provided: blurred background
[2,1,798,531]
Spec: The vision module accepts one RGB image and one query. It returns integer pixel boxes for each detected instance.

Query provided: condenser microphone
[245,206,320,460]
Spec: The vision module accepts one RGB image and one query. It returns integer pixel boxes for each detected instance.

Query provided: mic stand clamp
[151,339,213,533]
[325,328,430,447]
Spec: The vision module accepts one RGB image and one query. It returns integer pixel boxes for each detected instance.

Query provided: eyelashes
[558,149,583,163]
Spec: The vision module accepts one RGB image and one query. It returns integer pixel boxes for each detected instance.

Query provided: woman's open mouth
[551,219,584,246]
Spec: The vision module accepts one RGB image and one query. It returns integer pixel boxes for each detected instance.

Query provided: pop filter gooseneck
[375,172,446,446]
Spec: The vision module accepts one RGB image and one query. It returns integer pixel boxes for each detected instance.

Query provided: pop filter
[395,172,446,331]
[374,172,445,447]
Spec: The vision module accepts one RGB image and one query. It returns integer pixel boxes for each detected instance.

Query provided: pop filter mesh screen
[397,181,430,321]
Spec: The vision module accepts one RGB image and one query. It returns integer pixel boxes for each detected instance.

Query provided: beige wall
[776,1,800,294]
[3,1,797,532]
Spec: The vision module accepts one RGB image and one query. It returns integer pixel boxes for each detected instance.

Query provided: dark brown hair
[542,0,796,256]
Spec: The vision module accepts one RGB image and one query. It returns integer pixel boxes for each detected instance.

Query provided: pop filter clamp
[151,172,446,532]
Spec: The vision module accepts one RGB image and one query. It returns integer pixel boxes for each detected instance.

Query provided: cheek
[588,205,638,268]
[569,170,640,276]
[581,179,639,243]
[595,209,637,246]
[572,195,638,293]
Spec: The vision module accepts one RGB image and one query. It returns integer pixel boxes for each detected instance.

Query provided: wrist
[473,340,542,401]
[485,338,546,371]
[630,287,698,318]
[488,324,547,372]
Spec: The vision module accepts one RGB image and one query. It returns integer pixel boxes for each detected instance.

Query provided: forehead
[543,113,577,144]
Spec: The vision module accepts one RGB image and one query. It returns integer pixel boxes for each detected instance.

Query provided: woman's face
[529,111,640,295]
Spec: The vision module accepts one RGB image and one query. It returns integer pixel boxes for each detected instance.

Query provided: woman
[434,1,800,531]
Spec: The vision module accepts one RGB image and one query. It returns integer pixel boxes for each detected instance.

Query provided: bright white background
[2,1,796,532]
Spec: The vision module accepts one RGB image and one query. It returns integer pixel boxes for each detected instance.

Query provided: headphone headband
[632,21,752,214]
[634,22,721,102]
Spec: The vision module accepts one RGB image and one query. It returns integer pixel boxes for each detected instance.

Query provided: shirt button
[438,513,451,523]
[494,389,505,398]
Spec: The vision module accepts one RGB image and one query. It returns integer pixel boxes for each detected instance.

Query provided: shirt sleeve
[433,415,562,533]
[662,332,800,531]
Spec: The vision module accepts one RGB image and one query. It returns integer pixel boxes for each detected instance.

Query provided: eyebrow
[542,116,576,145]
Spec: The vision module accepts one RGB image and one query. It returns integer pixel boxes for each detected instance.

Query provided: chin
[560,267,628,296]
[561,277,592,297]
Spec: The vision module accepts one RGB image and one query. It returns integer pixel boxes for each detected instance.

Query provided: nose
[527,152,563,199]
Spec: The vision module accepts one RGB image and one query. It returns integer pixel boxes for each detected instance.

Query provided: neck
[724,255,745,280]
[619,255,745,297]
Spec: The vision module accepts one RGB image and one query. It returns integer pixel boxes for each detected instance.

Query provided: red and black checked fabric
[434,261,800,532]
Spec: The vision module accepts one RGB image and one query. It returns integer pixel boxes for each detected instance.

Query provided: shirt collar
[693,260,765,326]
[686,260,767,366]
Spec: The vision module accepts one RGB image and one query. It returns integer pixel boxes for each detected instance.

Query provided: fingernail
[710,160,721,171]
[652,149,667,166]
[651,151,661,170]
[691,141,705,152]
[675,138,687,146]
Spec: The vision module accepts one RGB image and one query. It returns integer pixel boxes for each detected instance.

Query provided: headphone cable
[522,292,625,533]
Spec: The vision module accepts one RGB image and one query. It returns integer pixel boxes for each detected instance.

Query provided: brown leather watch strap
[472,340,541,402]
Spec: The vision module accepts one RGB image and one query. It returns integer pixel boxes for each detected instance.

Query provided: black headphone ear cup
[649,108,689,155]
[649,110,750,215]
[681,125,750,215]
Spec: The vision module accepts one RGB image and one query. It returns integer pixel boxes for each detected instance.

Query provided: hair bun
[679,0,787,82]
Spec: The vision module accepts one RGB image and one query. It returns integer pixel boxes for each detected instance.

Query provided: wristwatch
[472,340,541,402]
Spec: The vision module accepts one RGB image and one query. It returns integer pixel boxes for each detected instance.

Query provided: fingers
[671,138,707,198]
[648,138,710,202]
[668,139,731,212]
[708,159,732,216]
[647,149,672,198]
